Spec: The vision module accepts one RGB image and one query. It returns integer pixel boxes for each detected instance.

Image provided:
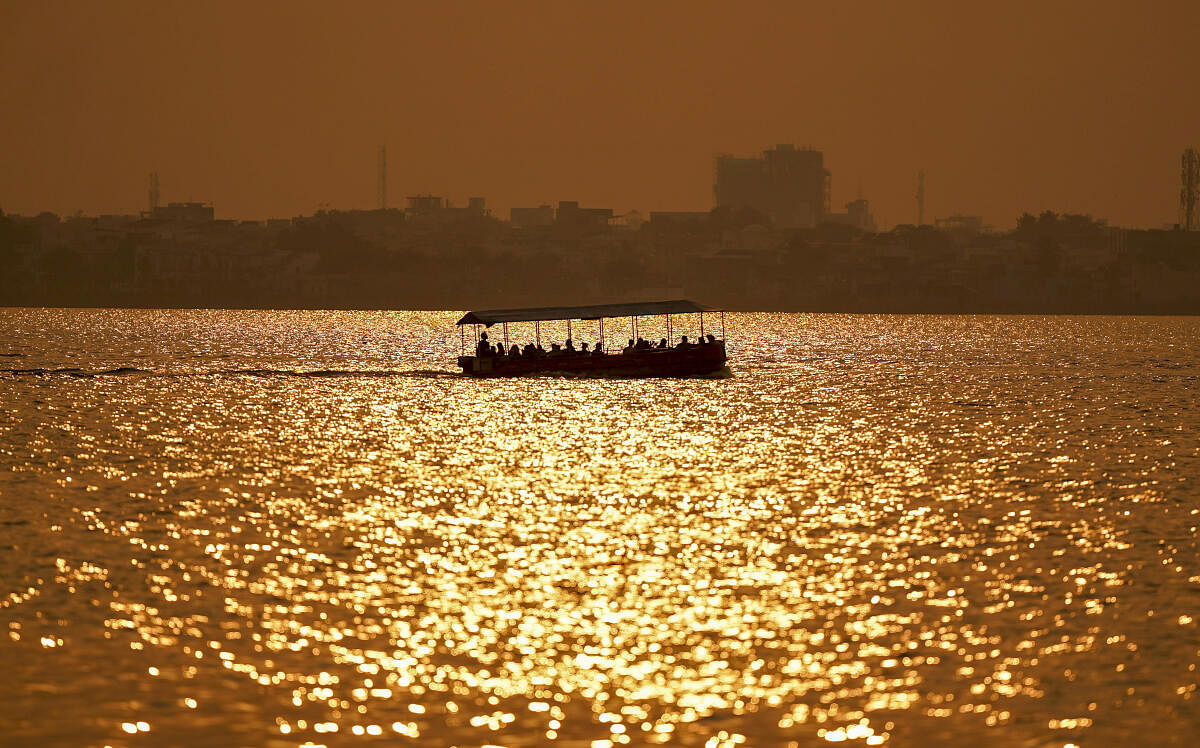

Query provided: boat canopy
[457,300,717,327]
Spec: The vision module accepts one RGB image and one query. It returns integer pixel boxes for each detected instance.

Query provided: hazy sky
[2,1,1197,228]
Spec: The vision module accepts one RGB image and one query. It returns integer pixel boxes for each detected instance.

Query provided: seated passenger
[494,343,505,358]
[677,335,691,348]
[565,338,576,353]
[580,342,590,353]
[593,341,606,356]
[622,339,635,354]
[523,343,536,357]
[509,344,521,358]
[658,338,668,349]
[549,342,562,356]
[476,332,492,357]
[706,334,717,344]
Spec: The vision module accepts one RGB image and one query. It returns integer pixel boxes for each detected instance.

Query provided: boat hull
[457,344,729,378]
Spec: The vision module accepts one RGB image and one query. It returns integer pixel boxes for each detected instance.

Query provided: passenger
[580,342,590,353]
[565,338,576,353]
[549,342,562,356]
[635,337,649,350]
[593,341,605,356]
[677,335,690,348]
[658,338,668,349]
[509,344,521,358]
[623,339,635,354]
[494,343,506,358]
[523,343,536,357]
[706,334,717,344]
[476,332,492,357]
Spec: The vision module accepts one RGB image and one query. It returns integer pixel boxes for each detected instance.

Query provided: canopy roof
[457,299,717,326]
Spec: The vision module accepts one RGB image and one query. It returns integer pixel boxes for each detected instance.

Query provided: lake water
[1,309,1198,747]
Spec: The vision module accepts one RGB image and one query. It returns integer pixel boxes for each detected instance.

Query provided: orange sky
[2,1,1197,228]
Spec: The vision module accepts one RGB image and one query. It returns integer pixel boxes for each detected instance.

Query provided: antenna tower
[378,146,387,210]
[148,172,160,213]
[916,169,926,226]
[1182,148,1199,231]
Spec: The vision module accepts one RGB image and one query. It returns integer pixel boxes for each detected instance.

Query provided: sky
[1,0,1197,229]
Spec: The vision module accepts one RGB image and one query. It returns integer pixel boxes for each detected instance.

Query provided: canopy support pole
[667,314,671,344]
[700,312,705,339]
[720,311,726,341]
[567,319,572,343]
[503,322,509,349]
[535,321,540,348]
[632,316,637,342]
[599,318,604,352]
[459,325,464,356]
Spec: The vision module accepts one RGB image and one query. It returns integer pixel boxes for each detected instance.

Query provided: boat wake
[2,367,152,378]
[219,368,458,379]
[3,367,459,380]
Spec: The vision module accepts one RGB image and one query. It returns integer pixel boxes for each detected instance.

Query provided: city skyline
[2,1,1199,229]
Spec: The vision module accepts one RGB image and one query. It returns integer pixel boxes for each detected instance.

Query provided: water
[1,309,1198,747]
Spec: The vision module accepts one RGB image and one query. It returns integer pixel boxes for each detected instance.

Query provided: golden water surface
[1,310,1198,746]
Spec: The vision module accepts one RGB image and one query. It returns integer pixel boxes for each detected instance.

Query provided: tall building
[714,144,831,228]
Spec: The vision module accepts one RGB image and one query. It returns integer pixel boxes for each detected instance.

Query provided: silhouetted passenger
[476,332,492,357]
[593,341,605,356]
[623,339,635,354]
[510,344,521,357]
[550,343,562,356]
[677,335,690,348]
[706,334,717,344]
[658,338,668,349]
[523,343,536,357]
[565,338,576,353]
[580,342,590,353]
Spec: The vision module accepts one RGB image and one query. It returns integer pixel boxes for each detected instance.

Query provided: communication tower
[1182,148,1199,231]
[916,169,926,226]
[378,146,387,211]
[148,172,160,213]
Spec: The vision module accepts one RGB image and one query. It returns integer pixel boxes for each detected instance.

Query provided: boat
[455,300,730,378]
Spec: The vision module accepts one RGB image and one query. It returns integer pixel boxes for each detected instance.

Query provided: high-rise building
[714,144,831,228]
[1182,148,1199,231]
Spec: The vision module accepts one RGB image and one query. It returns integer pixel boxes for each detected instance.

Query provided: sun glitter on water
[1,310,1199,745]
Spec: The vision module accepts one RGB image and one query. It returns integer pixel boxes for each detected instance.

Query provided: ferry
[455,300,729,378]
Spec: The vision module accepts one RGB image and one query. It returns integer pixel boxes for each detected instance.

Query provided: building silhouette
[1182,148,1199,231]
[510,205,554,228]
[405,195,444,215]
[149,202,214,222]
[827,198,876,232]
[714,144,830,228]
[554,201,613,231]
